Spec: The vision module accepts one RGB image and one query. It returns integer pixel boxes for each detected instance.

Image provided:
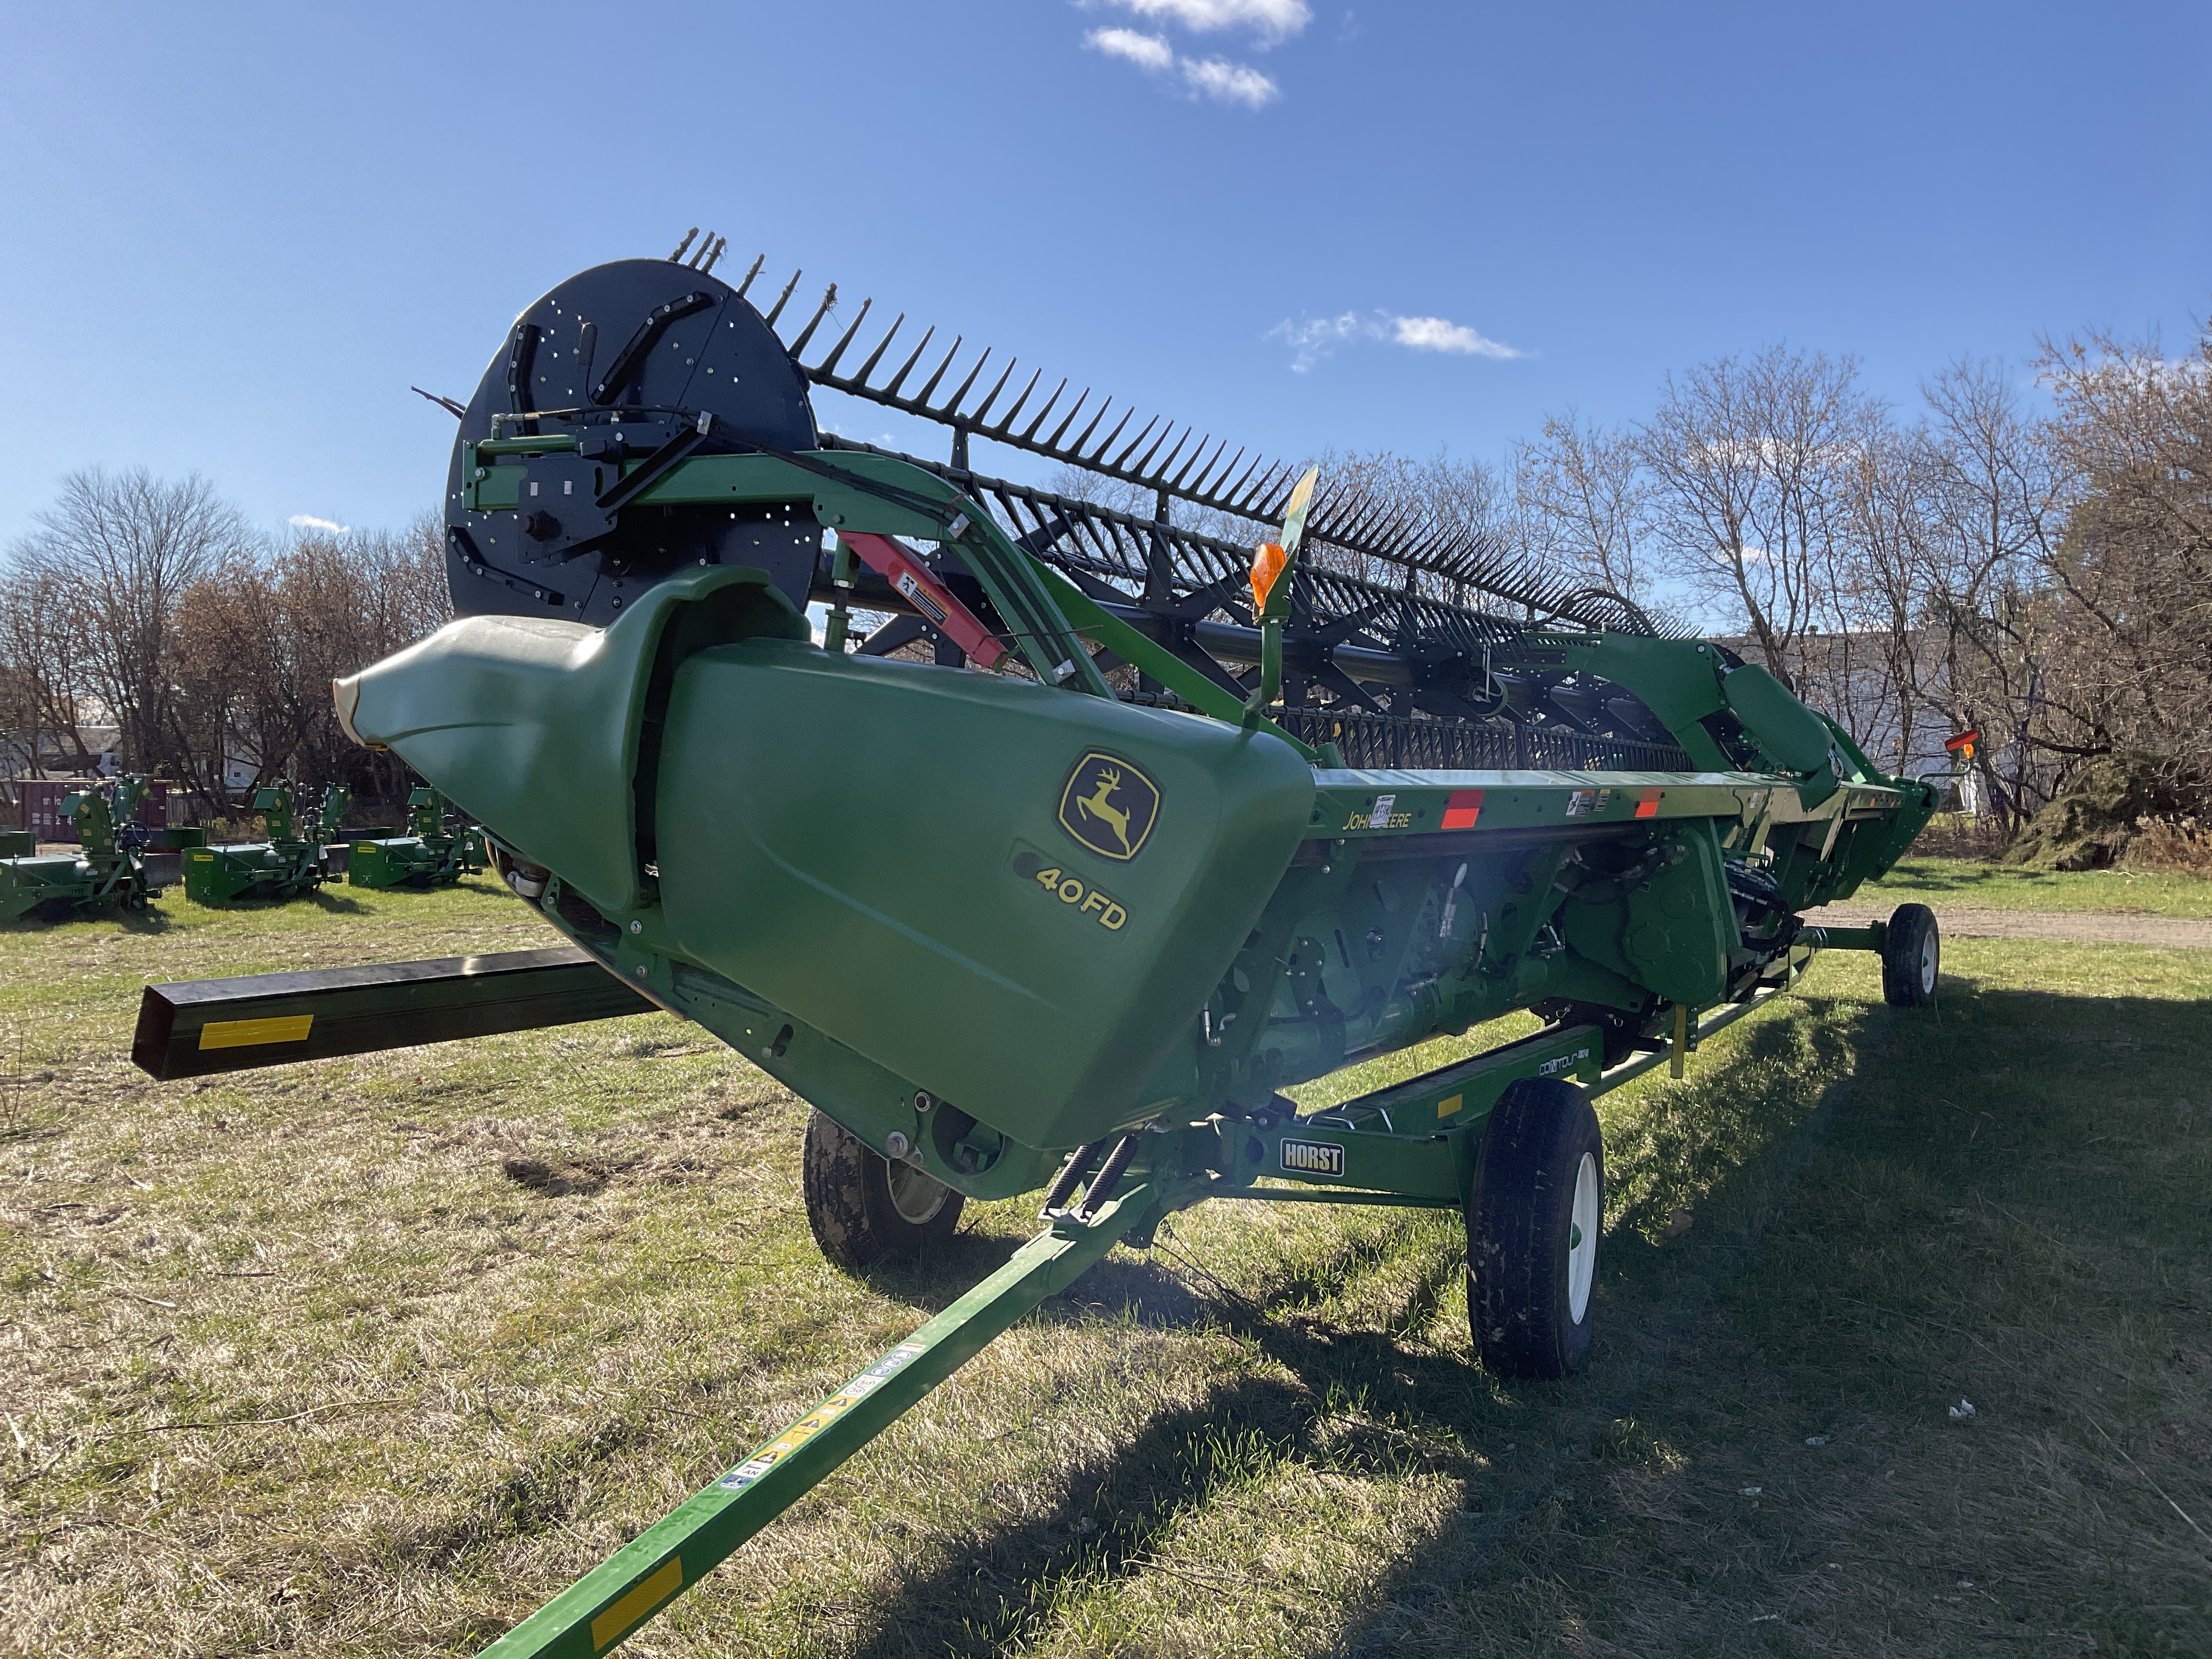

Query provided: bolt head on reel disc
[444,258,823,626]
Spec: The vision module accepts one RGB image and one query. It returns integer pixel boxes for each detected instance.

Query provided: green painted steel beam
[1800,923,1885,952]
[473,1182,1161,1658]
[1213,1186,1462,1209]
[1023,555,1322,761]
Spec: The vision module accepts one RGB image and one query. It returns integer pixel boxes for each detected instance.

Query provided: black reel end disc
[445,258,822,626]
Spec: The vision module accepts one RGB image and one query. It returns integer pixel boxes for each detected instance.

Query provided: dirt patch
[1802,902,2212,947]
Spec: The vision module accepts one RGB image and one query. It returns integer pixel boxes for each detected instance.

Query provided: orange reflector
[1249,541,1288,617]
[1635,788,1662,819]
[1944,728,1980,761]
[1441,788,1483,830]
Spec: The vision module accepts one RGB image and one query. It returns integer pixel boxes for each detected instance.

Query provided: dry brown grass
[3,884,2208,1656]
[2124,817,2212,878]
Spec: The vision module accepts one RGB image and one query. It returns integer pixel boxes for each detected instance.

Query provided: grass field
[3,874,2208,1657]
[1865,857,2212,919]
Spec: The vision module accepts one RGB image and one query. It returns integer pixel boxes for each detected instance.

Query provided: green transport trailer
[134,247,1967,1654]
[2,775,166,922]
[346,785,488,888]
[180,782,350,906]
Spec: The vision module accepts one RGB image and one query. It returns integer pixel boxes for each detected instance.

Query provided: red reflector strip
[1635,788,1662,819]
[1944,729,1980,753]
[1441,789,1483,830]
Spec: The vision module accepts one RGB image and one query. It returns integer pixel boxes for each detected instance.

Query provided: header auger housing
[142,249,1949,1655]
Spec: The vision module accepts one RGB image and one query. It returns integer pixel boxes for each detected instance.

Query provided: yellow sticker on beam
[591,1555,682,1651]
[1436,1093,1463,1120]
[197,1014,315,1050]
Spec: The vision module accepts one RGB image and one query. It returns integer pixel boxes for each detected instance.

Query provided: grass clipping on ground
[3,882,2209,1657]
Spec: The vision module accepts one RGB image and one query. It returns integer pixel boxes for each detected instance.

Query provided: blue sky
[1,1,2206,546]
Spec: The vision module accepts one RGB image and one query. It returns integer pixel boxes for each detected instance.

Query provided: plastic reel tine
[973,363,1030,429]
[879,325,936,398]
[700,236,728,274]
[1130,422,1182,479]
[1193,443,1242,497]
[763,269,804,328]
[1244,462,1289,512]
[668,227,699,262]
[811,296,874,377]
[849,313,906,386]
[733,255,766,298]
[1108,415,1161,472]
[1217,450,1261,505]
[991,367,1048,436]
[1041,387,1091,448]
[1018,379,1069,442]
[940,347,995,419]
[1084,406,1136,465]
[913,334,964,405]
[787,285,843,360]
[1171,436,1222,492]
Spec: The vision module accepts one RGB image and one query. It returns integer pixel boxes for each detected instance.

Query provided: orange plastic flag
[1250,541,1288,618]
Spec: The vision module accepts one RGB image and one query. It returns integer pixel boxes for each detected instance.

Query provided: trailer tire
[802,1108,963,1271]
[1881,904,1940,1007]
[1468,1078,1603,1380]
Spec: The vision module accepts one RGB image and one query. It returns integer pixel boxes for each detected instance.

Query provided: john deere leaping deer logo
[1057,752,1160,862]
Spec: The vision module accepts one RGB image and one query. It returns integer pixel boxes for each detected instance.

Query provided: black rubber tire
[1881,902,1940,1007]
[1467,1077,1604,1380]
[800,1108,963,1271]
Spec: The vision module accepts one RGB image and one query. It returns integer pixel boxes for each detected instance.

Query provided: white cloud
[288,514,350,533]
[1101,0,1312,44]
[1181,56,1279,106]
[1085,26,1175,71]
[1391,314,1522,359]
[1271,312,1368,372]
[1269,311,1526,372]
[1087,26,1279,106]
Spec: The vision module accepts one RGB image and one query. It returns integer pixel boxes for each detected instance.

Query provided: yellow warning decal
[197,1014,314,1051]
[715,1341,928,1495]
[590,1555,682,1652]
[1436,1093,1464,1120]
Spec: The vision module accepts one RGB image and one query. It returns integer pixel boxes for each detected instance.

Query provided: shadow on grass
[808,990,1910,1659]
[443,971,2207,1657]
[837,967,2212,1656]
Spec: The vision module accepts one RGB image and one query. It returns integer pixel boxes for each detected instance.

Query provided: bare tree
[168,515,453,814]
[1513,414,1669,627]
[0,557,104,781]
[1904,359,2074,828]
[1637,346,1883,685]
[10,469,248,774]
[2031,323,2212,785]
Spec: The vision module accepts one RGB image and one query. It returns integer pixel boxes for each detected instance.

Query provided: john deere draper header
[136,236,1954,1656]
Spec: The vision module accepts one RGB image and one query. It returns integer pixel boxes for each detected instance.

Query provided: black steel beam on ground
[131,945,654,1081]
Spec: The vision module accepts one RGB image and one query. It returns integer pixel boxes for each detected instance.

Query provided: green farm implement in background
[346,786,488,889]
[180,782,349,906]
[134,243,1967,1654]
[1,775,164,922]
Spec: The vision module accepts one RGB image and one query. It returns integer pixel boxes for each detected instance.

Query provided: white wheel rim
[1567,1151,1599,1324]
[887,1159,950,1225]
[1919,931,1938,995]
